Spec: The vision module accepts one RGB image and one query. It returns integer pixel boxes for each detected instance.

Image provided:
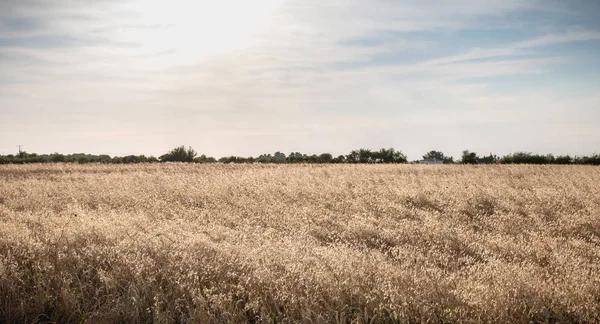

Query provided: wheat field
[0,163,599,323]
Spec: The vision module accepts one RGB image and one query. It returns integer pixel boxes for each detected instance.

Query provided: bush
[461,150,478,164]
[159,146,197,162]
[194,154,216,163]
[318,153,333,163]
[500,152,555,164]
[554,155,573,165]
[346,148,407,164]
[574,154,600,165]
[49,153,65,163]
[422,150,454,163]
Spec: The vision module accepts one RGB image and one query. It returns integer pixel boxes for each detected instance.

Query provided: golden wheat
[0,163,599,323]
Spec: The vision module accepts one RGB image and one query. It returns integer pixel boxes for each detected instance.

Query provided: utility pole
[17,145,24,157]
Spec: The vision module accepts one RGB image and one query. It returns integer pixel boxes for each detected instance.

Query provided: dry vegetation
[0,163,599,323]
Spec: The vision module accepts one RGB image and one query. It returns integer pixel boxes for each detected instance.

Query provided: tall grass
[0,164,599,323]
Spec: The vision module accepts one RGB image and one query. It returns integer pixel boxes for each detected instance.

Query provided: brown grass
[0,163,599,323]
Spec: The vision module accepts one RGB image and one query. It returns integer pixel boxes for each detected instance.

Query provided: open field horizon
[1,163,599,323]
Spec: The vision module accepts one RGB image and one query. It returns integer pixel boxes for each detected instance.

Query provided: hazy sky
[1,0,599,159]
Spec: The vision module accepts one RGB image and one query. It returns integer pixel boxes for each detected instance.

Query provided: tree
[478,153,499,164]
[49,153,65,163]
[219,156,247,163]
[98,155,112,163]
[306,154,320,163]
[554,155,572,164]
[461,150,478,164]
[575,154,600,165]
[422,150,445,160]
[257,154,273,163]
[318,153,333,163]
[345,150,360,163]
[159,146,197,162]
[273,151,286,163]
[422,150,453,164]
[345,148,406,164]
[333,155,346,163]
[358,149,372,163]
[194,154,216,163]
[121,155,152,164]
[499,152,551,164]
[377,148,407,163]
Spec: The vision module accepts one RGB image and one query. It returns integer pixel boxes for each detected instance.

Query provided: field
[0,164,599,323]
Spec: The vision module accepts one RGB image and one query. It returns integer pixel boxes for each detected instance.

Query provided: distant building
[419,158,444,164]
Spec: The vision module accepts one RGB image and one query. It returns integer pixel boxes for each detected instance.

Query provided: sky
[1,0,599,160]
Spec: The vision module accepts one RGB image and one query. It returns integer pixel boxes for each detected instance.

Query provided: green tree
[422,150,453,163]
[49,153,65,163]
[121,155,150,164]
[573,154,600,165]
[554,155,572,164]
[377,148,407,163]
[346,148,406,164]
[358,149,372,163]
[422,150,445,160]
[318,153,333,163]
[333,155,346,163]
[159,146,197,162]
[499,152,551,164]
[345,150,360,163]
[194,154,216,163]
[257,154,273,163]
[273,151,286,163]
[478,153,499,164]
[461,150,479,164]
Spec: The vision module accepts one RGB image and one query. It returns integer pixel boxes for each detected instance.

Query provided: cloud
[515,30,600,48]
[1,0,600,158]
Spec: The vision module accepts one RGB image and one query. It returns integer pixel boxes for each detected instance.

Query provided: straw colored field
[0,164,599,323]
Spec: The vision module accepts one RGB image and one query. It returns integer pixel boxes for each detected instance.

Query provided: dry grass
[0,163,599,323]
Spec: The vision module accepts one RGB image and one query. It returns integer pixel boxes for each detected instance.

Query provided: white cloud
[515,30,600,48]
[1,0,599,158]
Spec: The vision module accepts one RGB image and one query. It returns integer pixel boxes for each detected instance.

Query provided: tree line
[0,146,598,165]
